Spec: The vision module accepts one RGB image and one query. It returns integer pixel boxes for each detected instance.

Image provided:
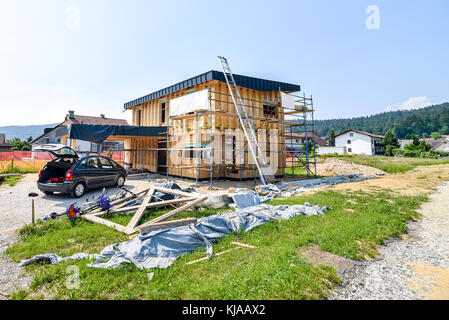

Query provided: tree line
[310,102,449,139]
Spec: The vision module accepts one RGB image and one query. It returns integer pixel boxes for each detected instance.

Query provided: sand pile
[315,158,385,176]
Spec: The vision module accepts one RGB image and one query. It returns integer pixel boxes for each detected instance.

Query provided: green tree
[7,137,32,151]
[327,129,336,146]
[383,129,400,156]
[430,132,442,139]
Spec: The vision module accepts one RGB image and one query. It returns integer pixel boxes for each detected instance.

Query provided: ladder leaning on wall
[217,56,276,185]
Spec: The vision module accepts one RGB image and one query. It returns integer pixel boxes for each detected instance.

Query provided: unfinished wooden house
[123,70,315,183]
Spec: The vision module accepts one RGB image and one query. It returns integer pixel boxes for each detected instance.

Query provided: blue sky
[0,0,448,125]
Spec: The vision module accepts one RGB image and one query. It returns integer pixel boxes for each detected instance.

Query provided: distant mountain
[0,123,58,141]
[308,102,449,139]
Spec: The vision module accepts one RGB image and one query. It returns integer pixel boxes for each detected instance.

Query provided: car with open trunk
[35,144,127,197]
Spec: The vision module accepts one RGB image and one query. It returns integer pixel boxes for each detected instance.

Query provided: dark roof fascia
[124,70,301,109]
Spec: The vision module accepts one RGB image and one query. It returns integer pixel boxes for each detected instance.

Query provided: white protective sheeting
[169,89,209,116]
[281,92,296,110]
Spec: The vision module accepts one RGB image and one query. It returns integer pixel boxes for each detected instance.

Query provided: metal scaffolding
[143,88,318,186]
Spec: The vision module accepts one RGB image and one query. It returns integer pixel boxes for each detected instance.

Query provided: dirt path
[329,181,449,300]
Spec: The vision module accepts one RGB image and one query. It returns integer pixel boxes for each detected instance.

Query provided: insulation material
[169,89,209,116]
[281,92,296,110]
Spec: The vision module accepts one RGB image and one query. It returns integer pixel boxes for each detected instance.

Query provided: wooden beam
[83,214,128,233]
[125,188,155,232]
[0,173,21,179]
[152,186,201,199]
[139,196,207,227]
[101,197,199,216]
[186,242,256,265]
[138,218,198,234]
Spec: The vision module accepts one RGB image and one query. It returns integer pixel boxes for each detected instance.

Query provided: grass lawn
[0,175,22,187]
[320,155,449,174]
[6,188,426,300]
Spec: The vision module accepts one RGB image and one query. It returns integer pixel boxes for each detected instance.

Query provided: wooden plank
[139,196,207,227]
[126,188,155,231]
[0,173,21,178]
[152,186,201,199]
[103,197,199,215]
[186,248,239,265]
[186,242,256,265]
[138,218,198,234]
[83,215,127,233]
[231,242,256,249]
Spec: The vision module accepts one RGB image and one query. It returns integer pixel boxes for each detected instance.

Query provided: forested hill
[312,102,449,139]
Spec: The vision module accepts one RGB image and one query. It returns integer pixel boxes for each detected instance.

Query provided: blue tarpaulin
[68,124,165,143]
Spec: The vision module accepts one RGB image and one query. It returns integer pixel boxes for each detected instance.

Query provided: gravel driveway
[0,174,149,299]
[329,182,449,300]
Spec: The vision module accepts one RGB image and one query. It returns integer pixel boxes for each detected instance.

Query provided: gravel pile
[329,182,449,300]
[315,158,385,177]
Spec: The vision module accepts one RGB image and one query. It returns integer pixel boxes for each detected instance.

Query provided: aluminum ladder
[217,56,275,185]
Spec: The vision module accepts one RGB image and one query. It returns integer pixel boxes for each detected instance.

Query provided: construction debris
[81,183,206,235]
[19,202,331,269]
[256,174,374,198]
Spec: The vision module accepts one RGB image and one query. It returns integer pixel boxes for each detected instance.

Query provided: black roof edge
[124,70,301,109]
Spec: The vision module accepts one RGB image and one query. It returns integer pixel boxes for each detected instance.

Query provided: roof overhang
[124,70,301,110]
[68,124,165,144]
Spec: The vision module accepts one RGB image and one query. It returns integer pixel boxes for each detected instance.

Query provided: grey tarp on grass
[19,203,330,270]
[257,174,374,198]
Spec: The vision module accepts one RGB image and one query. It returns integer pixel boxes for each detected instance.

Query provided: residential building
[31,111,129,152]
[0,134,13,152]
[334,130,385,156]
[123,70,309,180]
[398,139,413,149]
[431,138,449,152]
[285,131,327,152]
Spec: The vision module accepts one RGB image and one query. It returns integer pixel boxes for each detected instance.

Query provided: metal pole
[180,120,183,179]
[31,199,35,224]
[166,111,169,177]
[209,89,213,186]
[195,113,199,186]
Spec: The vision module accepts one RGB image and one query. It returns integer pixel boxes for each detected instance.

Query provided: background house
[431,138,449,152]
[31,111,129,152]
[285,130,327,152]
[334,130,385,156]
[0,134,13,152]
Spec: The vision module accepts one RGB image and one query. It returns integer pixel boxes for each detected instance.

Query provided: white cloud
[386,96,433,112]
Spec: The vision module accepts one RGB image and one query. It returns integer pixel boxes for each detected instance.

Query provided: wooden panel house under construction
[123,70,316,184]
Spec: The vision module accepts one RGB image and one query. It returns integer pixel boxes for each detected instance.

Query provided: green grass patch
[0,175,22,186]
[6,189,425,300]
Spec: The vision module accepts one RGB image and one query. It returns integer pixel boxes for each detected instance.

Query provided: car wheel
[116,175,125,187]
[43,191,53,195]
[71,182,86,198]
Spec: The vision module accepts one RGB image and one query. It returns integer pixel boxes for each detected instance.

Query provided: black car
[35,144,127,198]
